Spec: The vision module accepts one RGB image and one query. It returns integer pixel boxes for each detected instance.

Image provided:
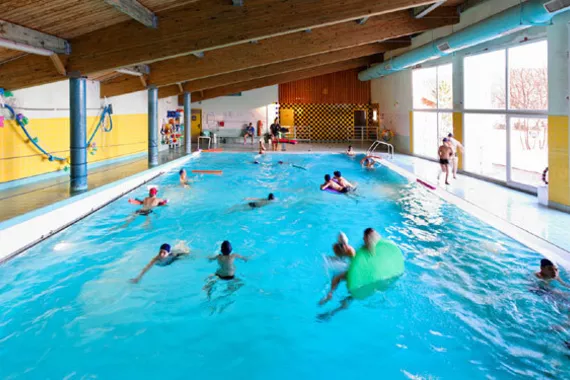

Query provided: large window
[464,41,548,189]
[412,64,453,159]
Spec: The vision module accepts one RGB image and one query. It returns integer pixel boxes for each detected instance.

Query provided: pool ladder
[367,140,394,159]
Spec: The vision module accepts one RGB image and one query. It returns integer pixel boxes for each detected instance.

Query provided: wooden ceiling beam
[183,56,379,102]
[158,84,182,99]
[0,19,70,55]
[148,7,456,87]
[0,6,456,91]
[103,43,397,98]
[67,0,437,74]
[181,44,394,93]
[103,0,158,28]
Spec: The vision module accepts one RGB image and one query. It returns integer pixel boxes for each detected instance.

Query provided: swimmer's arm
[320,182,330,190]
[556,276,570,288]
[130,257,158,283]
[128,198,144,205]
[157,198,168,206]
[233,254,248,262]
[208,255,219,262]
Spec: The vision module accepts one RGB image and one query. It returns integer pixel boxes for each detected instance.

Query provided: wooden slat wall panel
[279,69,370,104]
[0,48,25,64]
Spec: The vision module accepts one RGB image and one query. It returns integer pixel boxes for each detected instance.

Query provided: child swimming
[130,242,190,283]
[209,240,248,280]
[535,259,570,288]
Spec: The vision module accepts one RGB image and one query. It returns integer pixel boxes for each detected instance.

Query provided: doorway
[191,109,202,139]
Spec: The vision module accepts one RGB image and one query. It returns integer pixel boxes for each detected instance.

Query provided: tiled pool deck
[1,141,569,256]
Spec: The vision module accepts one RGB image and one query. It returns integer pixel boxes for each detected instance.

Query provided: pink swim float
[416,178,436,190]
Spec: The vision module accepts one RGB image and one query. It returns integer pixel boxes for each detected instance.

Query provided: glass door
[506,115,548,191]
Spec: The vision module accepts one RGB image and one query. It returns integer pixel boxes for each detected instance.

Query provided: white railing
[367,140,394,159]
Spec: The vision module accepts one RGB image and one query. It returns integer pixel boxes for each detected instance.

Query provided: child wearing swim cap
[332,232,355,258]
[209,240,248,280]
[130,241,190,283]
[128,186,168,215]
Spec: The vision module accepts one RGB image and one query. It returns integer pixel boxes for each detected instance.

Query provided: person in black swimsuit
[438,138,453,185]
[246,193,275,208]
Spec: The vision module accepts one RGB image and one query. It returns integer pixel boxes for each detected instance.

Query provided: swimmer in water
[333,171,356,190]
[246,193,275,208]
[259,139,266,154]
[209,240,248,280]
[319,228,380,306]
[535,259,570,288]
[130,242,190,283]
[128,187,168,216]
[179,169,190,188]
[319,232,357,306]
[360,155,380,168]
[320,174,347,193]
[346,145,356,156]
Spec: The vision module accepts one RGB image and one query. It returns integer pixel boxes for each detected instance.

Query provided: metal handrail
[367,140,394,159]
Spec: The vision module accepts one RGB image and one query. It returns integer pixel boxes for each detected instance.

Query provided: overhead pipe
[358,0,570,81]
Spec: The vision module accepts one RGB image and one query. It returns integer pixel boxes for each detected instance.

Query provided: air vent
[437,42,451,52]
[544,0,570,13]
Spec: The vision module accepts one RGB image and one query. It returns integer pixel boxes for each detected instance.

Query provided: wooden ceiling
[0,0,463,100]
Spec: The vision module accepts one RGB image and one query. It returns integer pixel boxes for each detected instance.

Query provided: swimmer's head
[278,161,284,164]
[333,171,341,178]
[448,133,454,138]
[221,240,232,256]
[149,187,158,197]
[348,145,352,149]
[364,228,379,247]
[540,258,557,279]
[324,174,331,182]
[338,232,348,245]
[268,193,275,201]
[443,138,449,143]
[179,169,185,175]
[254,161,260,164]
[159,243,171,257]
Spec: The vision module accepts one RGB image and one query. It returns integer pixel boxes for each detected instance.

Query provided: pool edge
[379,158,570,271]
[0,152,200,263]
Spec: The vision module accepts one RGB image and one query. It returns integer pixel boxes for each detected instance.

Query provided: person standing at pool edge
[209,241,248,280]
[270,118,280,152]
[447,133,464,179]
[438,138,453,185]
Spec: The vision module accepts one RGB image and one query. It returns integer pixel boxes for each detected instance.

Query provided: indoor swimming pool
[0,153,568,379]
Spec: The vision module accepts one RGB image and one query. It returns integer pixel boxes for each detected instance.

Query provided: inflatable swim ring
[347,239,404,299]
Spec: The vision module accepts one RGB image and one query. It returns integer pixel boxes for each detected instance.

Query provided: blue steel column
[184,92,192,154]
[148,86,159,166]
[69,77,88,192]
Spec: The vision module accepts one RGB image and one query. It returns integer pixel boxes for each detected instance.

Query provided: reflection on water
[0,153,569,379]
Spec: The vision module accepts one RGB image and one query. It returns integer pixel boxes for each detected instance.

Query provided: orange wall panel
[279,68,370,104]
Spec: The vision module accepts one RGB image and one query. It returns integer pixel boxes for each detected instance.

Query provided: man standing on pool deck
[270,118,280,152]
[438,138,453,185]
[447,133,464,179]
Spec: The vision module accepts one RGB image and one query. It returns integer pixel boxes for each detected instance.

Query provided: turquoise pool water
[1,153,569,379]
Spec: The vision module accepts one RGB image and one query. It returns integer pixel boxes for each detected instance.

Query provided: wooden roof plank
[185,56,379,102]
[67,0,438,74]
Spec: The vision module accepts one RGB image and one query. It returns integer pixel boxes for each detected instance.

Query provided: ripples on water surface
[1,153,569,379]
